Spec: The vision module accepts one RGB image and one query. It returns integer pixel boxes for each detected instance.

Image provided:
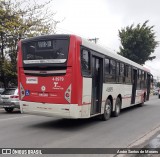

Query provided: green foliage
[2,59,17,85]
[0,0,59,88]
[118,21,159,65]
[157,82,160,88]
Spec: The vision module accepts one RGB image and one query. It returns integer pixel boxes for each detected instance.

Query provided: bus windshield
[22,39,69,65]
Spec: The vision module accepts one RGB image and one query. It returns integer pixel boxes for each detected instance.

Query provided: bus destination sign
[37,41,52,50]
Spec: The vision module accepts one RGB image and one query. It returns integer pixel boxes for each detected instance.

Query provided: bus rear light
[65,93,70,97]
[20,83,25,100]
[64,84,71,103]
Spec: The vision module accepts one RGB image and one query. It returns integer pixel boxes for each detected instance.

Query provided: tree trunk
[0,32,7,88]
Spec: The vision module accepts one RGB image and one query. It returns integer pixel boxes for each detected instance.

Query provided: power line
[88,38,99,44]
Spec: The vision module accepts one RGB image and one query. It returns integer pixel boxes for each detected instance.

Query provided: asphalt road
[0,95,160,156]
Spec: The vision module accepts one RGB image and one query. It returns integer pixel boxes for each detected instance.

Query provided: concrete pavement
[0,95,160,157]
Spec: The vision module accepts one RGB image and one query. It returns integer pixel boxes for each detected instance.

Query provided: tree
[0,0,59,88]
[157,82,160,88]
[118,21,159,65]
[0,0,18,88]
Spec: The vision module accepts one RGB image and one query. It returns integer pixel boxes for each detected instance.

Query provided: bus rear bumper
[20,101,83,119]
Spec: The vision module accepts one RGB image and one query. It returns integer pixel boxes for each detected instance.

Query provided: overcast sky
[41,0,160,79]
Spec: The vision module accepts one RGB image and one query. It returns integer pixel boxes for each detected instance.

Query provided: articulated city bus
[17,34,152,120]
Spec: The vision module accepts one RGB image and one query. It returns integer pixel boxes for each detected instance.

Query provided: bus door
[146,73,151,101]
[91,56,103,115]
[131,69,137,104]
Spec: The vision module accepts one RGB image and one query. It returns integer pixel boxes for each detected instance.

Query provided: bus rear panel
[18,35,83,118]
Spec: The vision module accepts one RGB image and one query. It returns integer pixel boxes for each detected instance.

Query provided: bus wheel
[101,99,112,121]
[112,97,121,117]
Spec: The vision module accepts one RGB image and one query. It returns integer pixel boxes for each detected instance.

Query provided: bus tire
[4,108,14,113]
[112,97,121,117]
[101,99,112,121]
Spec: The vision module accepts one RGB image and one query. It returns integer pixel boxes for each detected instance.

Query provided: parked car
[0,88,5,105]
[153,88,159,95]
[0,88,4,95]
[158,90,160,99]
[0,88,20,113]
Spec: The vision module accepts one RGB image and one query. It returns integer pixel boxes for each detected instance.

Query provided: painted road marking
[0,115,33,122]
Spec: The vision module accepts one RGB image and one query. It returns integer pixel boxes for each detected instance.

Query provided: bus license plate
[39,93,48,97]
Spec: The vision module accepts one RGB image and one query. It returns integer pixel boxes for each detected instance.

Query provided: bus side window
[104,58,109,82]
[137,69,141,89]
[125,64,128,83]
[120,63,124,83]
[141,71,145,88]
[125,65,132,84]
[81,49,90,76]
[128,66,132,84]
[110,60,116,75]
[110,59,116,82]
[116,62,120,83]
[144,72,147,88]
[105,58,109,74]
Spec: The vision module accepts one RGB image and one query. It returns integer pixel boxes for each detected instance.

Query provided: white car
[0,88,20,113]
[153,89,159,95]
[0,88,4,105]
[0,88,4,94]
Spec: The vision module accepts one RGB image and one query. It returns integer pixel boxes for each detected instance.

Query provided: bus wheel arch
[112,95,122,117]
[101,95,113,121]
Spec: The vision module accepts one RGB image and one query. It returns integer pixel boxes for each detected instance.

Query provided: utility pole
[88,38,99,44]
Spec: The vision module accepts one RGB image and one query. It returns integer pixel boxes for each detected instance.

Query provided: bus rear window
[22,39,69,64]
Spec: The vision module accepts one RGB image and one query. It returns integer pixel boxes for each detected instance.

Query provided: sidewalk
[134,132,160,157]
[115,125,160,157]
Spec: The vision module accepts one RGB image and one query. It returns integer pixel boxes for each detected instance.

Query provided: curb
[114,124,160,157]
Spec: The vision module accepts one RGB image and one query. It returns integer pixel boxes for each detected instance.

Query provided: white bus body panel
[82,78,145,116]
[102,84,144,109]
[82,78,92,117]
[102,84,133,110]
[20,101,83,119]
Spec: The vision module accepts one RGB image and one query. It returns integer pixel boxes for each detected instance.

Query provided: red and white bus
[17,34,152,120]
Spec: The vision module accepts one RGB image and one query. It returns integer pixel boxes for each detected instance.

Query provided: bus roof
[20,34,150,73]
[81,37,150,73]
